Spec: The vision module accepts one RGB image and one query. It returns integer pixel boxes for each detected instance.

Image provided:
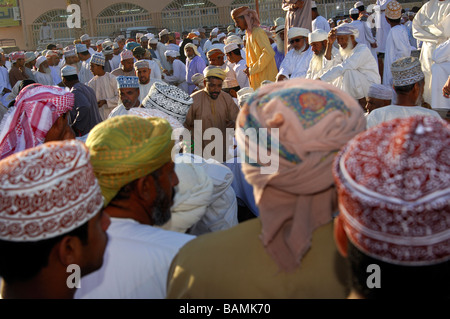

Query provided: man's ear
[136,174,157,203]
[56,236,83,267]
[334,215,349,258]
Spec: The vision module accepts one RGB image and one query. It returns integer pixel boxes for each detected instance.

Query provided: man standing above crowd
[61,65,103,138]
[277,27,313,81]
[87,53,119,120]
[311,1,330,32]
[319,24,381,109]
[184,43,206,94]
[366,56,441,128]
[184,66,239,163]
[349,7,377,61]
[231,6,277,90]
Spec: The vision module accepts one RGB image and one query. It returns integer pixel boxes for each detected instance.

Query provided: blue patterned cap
[90,53,105,66]
[117,76,140,89]
[75,43,88,53]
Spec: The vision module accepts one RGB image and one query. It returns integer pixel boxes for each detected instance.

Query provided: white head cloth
[308,29,328,44]
[288,27,309,40]
[367,84,393,100]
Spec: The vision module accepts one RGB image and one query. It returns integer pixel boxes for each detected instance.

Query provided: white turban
[35,56,47,69]
[308,29,328,44]
[335,24,359,38]
[165,50,180,58]
[287,27,309,40]
[367,84,393,100]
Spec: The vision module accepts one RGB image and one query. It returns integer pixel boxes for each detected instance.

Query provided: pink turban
[231,6,260,35]
[236,78,366,271]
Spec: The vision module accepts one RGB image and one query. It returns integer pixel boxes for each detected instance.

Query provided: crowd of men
[0,0,448,300]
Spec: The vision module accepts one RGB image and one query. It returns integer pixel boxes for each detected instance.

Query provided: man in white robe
[349,7,378,62]
[306,29,340,81]
[80,34,97,56]
[366,56,441,129]
[163,50,188,93]
[39,21,53,42]
[87,53,119,120]
[311,1,330,33]
[134,60,165,103]
[46,50,62,86]
[0,52,12,107]
[157,29,172,72]
[33,56,55,86]
[382,1,412,87]
[224,43,249,89]
[108,76,143,118]
[276,27,313,81]
[412,0,450,104]
[319,24,381,109]
[75,44,94,85]
[431,38,450,111]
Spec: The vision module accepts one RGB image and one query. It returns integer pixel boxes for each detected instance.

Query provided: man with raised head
[366,56,441,128]
[0,140,110,299]
[306,29,339,81]
[277,27,313,81]
[184,66,239,163]
[319,24,381,109]
[231,6,278,90]
[333,115,449,299]
[75,115,194,299]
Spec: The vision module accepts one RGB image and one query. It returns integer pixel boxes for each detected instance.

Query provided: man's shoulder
[191,89,206,100]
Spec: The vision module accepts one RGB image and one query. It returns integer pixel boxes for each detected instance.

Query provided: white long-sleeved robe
[383,24,412,86]
[412,0,450,104]
[431,38,450,110]
[0,66,11,107]
[312,15,331,33]
[79,57,94,85]
[306,46,341,81]
[34,70,55,86]
[233,59,250,89]
[88,72,119,120]
[375,0,393,53]
[320,43,381,100]
[163,59,188,93]
[278,46,314,79]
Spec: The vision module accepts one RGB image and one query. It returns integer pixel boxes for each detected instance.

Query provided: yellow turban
[86,115,174,206]
[203,66,227,81]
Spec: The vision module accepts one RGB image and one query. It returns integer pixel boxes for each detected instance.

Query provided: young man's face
[205,77,223,100]
[233,16,247,31]
[208,54,225,67]
[136,67,150,85]
[90,63,103,76]
[121,58,134,72]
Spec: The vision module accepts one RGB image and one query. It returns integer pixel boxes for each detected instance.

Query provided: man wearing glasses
[276,27,313,81]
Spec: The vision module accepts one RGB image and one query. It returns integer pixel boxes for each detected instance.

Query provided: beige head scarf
[236,78,366,271]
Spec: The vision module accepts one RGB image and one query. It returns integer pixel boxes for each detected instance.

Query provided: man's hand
[244,66,250,77]
[370,42,378,48]
[443,76,450,98]
[276,74,288,82]
[98,100,107,108]
[328,28,337,45]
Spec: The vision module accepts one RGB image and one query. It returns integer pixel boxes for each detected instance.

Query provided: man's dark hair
[387,17,402,24]
[0,222,89,284]
[394,78,424,94]
[63,74,79,82]
[205,76,224,83]
[46,44,57,50]
[312,8,318,13]
[351,13,359,20]
[230,48,241,57]
[222,85,241,94]
[346,240,450,299]
[79,51,90,57]
[356,5,365,12]
[19,79,36,92]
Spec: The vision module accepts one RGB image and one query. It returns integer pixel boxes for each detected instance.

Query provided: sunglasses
[289,38,303,44]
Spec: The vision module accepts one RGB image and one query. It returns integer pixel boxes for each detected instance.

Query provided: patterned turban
[120,49,134,61]
[206,48,224,59]
[10,51,25,63]
[236,78,366,271]
[86,115,174,206]
[0,85,74,160]
[0,140,103,242]
[333,116,450,266]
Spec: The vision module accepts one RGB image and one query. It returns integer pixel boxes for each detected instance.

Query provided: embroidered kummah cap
[367,83,393,100]
[308,29,328,44]
[149,37,158,44]
[164,50,180,58]
[333,116,450,266]
[159,29,169,38]
[385,0,402,20]
[143,82,193,123]
[0,140,103,242]
[90,53,105,66]
[335,24,359,37]
[349,8,359,15]
[61,65,78,77]
[391,56,424,87]
[64,49,77,57]
[224,43,239,54]
[80,34,90,42]
[274,17,285,33]
[116,76,139,89]
[211,27,219,35]
[134,60,150,70]
[75,44,88,53]
[120,49,134,61]
[96,39,104,47]
[225,35,244,45]
[24,52,37,64]
[287,27,309,40]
